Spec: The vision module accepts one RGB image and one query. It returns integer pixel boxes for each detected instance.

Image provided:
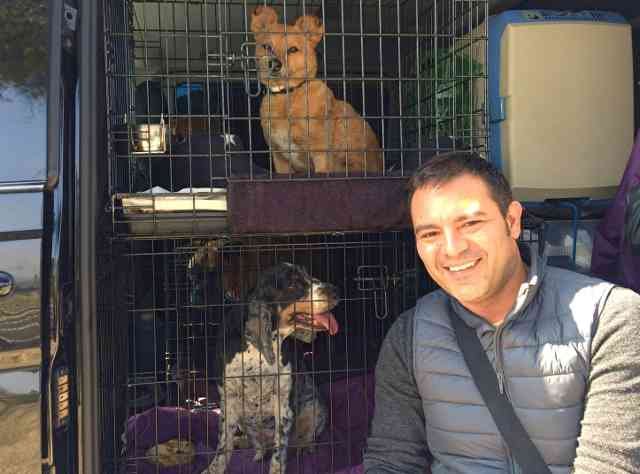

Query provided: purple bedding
[124,373,375,474]
[591,130,640,292]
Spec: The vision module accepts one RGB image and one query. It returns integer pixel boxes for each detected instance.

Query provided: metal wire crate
[98,0,487,471]
[97,230,434,473]
[519,211,545,260]
[104,0,488,235]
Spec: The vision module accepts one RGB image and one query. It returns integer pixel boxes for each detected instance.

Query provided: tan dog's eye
[261,44,273,54]
[287,47,299,54]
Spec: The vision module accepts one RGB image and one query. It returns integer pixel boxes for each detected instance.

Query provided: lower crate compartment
[99,232,433,473]
[123,373,373,473]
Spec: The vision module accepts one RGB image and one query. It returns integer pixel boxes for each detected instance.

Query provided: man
[363,152,640,473]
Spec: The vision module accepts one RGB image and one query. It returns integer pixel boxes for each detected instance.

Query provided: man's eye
[420,232,439,241]
[463,220,482,229]
[287,46,299,54]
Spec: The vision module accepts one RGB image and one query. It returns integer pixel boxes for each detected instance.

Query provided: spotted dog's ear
[246,297,277,365]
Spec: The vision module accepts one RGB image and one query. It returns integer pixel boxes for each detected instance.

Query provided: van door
[0,0,78,472]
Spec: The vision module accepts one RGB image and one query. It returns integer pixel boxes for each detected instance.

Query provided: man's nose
[269,57,282,72]
[443,229,468,257]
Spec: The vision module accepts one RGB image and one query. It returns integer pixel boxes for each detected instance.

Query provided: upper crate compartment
[104,0,488,236]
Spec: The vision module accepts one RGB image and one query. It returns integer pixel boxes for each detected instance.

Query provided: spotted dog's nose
[324,283,338,302]
[315,280,339,305]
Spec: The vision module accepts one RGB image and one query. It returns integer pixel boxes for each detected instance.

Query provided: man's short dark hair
[407,151,514,216]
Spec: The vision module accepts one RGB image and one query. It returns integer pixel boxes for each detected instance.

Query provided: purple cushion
[125,373,375,474]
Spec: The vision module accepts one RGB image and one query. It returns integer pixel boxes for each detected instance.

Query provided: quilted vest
[413,254,614,474]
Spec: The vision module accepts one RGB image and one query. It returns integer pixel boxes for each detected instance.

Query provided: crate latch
[355,265,389,320]
[207,42,263,98]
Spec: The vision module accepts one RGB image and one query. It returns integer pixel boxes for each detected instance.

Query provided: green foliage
[404,46,484,146]
[0,0,49,101]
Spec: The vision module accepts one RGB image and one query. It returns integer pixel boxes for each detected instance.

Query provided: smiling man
[364,152,640,473]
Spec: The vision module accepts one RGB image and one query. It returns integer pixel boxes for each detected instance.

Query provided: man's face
[411,174,524,310]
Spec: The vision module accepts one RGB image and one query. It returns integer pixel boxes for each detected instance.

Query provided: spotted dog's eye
[287,46,299,54]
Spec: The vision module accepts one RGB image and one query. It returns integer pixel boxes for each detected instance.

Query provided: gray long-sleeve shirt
[364,286,640,473]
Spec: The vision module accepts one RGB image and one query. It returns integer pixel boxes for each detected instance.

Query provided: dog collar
[267,80,307,95]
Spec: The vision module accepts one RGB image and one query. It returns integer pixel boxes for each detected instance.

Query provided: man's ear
[251,5,278,33]
[294,15,324,46]
[506,200,523,240]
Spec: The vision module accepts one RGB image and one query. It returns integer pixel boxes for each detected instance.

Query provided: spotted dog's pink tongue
[297,312,339,335]
[314,312,339,335]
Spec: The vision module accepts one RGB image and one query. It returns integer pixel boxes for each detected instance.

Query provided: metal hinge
[62,2,78,53]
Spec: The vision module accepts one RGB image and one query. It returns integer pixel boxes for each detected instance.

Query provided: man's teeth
[448,261,477,272]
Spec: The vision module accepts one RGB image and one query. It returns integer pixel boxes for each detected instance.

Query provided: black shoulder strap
[449,312,552,474]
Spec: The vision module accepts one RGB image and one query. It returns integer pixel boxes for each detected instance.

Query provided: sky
[0,87,47,183]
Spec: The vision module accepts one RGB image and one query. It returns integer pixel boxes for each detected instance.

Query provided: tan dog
[251,6,383,175]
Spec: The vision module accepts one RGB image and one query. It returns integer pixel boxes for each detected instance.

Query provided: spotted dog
[201,262,339,474]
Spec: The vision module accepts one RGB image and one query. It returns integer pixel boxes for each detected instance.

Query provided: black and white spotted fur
[202,263,338,474]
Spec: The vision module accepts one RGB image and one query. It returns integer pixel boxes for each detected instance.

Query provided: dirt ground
[0,347,41,371]
[0,398,41,473]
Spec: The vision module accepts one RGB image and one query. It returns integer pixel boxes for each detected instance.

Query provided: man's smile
[443,258,482,274]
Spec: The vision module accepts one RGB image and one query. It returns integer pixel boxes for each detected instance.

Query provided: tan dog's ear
[294,15,324,46]
[251,5,278,33]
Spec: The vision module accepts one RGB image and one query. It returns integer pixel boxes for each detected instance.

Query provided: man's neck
[465,260,528,326]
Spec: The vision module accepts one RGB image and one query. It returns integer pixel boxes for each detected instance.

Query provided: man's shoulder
[542,264,615,299]
[414,289,452,320]
[538,266,620,336]
[600,286,640,318]
[389,290,453,338]
[394,289,447,316]
[543,267,640,307]
[388,290,448,332]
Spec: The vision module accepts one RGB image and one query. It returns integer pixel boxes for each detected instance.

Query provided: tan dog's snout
[255,43,282,78]
[258,55,282,81]
[268,57,282,73]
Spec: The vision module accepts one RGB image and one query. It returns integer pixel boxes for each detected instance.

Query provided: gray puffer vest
[413,253,614,474]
